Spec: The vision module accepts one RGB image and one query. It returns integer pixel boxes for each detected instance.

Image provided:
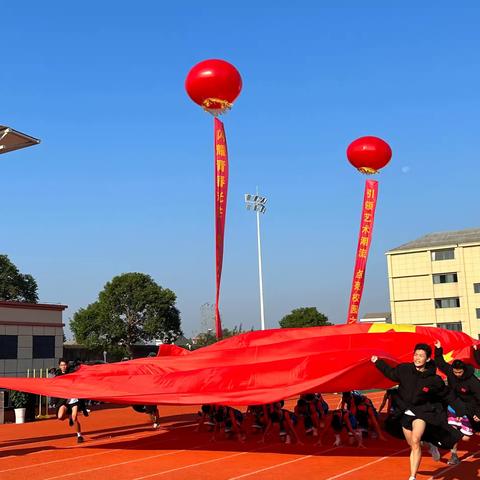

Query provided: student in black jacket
[54,358,86,443]
[473,344,480,368]
[434,340,480,464]
[434,340,480,424]
[372,343,465,480]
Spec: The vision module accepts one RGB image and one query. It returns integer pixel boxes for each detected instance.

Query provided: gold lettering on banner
[366,188,375,200]
[216,159,226,173]
[360,236,369,246]
[217,175,226,188]
[355,270,364,279]
[364,201,374,211]
[216,144,226,157]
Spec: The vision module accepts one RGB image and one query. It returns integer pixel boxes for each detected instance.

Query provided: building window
[0,335,18,359]
[474,283,480,293]
[32,336,55,359]
[433,273,458,284]
[432,249,455,261]
[435,297,460,308]
[438,322,463,332]
[477,308,480,319]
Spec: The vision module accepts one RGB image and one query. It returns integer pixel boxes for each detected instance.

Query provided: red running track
[0,393,478,480]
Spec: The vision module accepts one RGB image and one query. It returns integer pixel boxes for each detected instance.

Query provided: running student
[434,339,480,465]
[473,344,480,367]
[197,404,216,432]
[132,404,161,429]
[295,398,317,437]
[372,343,466,480]
[246,404,269,433]
[261,401,302,445]
[317,408,364,447]
[54,358,85,443]
[341,391,386,441]
[211,406,246,442]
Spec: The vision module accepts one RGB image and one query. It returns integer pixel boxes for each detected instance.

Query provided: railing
[26,367,54,419]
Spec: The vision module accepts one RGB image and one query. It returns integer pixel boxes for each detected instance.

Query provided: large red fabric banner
[214,118,228,338]
[347,179,378,324]
[0,324,478,406]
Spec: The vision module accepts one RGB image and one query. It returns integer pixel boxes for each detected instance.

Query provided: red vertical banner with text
[346,179,378,324]
[214,118,228,339]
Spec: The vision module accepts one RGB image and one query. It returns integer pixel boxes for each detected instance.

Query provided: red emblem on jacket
[422,387,429,393]
[460,387,467,393]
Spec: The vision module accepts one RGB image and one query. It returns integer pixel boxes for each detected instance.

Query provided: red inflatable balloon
[347,136,392,174]
[185,59,242,115]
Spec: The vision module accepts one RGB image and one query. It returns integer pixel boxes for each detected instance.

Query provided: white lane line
[0,431,174,474]
[0,429,169,471]
[227,447,339,480]
[133,450,256,480]
[42,450,187,480]
[323,447,410,479]
[426,448,480,480]
[0,449,116,473]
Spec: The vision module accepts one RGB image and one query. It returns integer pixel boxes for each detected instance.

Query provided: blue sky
[2,2,479,337]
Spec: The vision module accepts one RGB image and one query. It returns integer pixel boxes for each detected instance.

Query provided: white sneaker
[428,443,441,462]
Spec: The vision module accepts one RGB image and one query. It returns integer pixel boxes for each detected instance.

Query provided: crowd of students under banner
[52,342,480,480]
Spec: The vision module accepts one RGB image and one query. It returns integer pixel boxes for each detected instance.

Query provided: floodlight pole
[245,190,267,330]
[256,205,265,331]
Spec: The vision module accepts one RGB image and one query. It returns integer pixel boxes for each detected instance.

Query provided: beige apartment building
[386,228,480,340]
[0,301,67,377]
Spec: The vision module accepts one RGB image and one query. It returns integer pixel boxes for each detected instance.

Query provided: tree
[279,307,332,329]
[193,324,250,348]
[0,255,38,303]
[70,273,182,356]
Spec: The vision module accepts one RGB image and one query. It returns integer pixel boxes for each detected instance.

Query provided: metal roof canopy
[0,125,40,155]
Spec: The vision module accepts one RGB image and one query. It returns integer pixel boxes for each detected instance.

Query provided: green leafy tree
[71,273,182,356]
[194,324,250,348]
[279,307,332,328]
[0,255,38,303]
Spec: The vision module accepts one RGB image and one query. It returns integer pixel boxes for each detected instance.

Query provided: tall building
[386,227,480,339]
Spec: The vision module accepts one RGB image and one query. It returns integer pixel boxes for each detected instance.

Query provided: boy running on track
[197,404,217,432]
[212,406,246,442]
[246,404,269,433]
[341,391,386,441]
[317,408,364,447]
[372,343,467,480]
[261,401,302,445]
[473,344,480,367]
[54,358,85,443]
[434,339,480,464]
[132,404,161,429]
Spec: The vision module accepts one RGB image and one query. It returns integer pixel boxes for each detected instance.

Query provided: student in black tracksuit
[372,343,465,480]
[474,344,480,368]
[54,358,87,443]
[434,340,480,464]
